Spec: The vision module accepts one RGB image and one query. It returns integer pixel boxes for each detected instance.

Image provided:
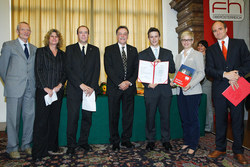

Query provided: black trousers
[66,90,93,148]
[177,89,201,150]
[214,95,244,154]
[144,92,172,143]
[108,93,134,144]
[32,88,64,159]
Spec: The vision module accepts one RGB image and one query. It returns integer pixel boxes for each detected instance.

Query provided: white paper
[44,90,58,106]
[82,91,96,112]
[138,60,169,84]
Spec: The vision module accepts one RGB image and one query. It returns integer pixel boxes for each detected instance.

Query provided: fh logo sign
[209,0,244,21]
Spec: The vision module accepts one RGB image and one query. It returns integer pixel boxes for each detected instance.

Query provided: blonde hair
[43,29,63,48]
[180,30,194,40]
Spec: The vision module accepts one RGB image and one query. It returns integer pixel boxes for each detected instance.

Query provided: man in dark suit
[206,21,250,165]
[139,27,175,151]
[104,26,138,150]
[65,25,100,155]
[0,22,37,159]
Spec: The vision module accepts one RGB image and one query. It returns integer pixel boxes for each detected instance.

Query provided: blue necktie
[24,44,29,59]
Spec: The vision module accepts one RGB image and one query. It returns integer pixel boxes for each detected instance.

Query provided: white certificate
[138,60,169,84]
[82,91,96,112]
[44,90,58,106]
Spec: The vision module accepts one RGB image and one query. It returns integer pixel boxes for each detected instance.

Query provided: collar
[180,47,193,55]
[118,43,127,50]
[150,45,160,51]
[18,38,29,47]
[218,36,229,49]
[78,42,88,51]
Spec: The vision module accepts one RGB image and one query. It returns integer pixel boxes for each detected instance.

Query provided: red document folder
[222,77,250,106]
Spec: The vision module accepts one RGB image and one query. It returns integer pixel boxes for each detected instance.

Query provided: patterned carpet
[0,132,249,167]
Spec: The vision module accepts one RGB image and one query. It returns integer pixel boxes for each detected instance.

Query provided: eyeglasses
[181,39,193,42]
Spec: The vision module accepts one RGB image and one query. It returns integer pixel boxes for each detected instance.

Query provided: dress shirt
[150,46,160,59]
[18,38,30,55]
[218,36,229,50]
[180,47,193,65]
[78,42,88,55]
[118,43,127,58]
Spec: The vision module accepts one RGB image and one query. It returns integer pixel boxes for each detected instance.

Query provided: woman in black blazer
[32,29,66,161]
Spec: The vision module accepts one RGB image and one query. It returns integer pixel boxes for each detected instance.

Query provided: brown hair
[43,29,63,48]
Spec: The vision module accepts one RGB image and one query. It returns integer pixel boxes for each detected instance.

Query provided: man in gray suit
[0,22,37,159]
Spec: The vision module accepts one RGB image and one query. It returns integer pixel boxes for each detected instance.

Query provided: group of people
[0,21,249,165]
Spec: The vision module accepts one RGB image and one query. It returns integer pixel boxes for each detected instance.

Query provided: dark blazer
[206,38,250,97]
[65,43,100,94]
[104,43,138,95]
[35,46,67,90]
[139,47,175,97]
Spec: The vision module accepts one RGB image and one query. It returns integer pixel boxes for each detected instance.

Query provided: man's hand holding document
[82,91,96,112]
[138,60,169,84]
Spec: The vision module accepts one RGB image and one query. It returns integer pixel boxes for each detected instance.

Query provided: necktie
[154,48,158,59]
[222,41,227,60]
[121,46,127,80]
[82,46,85,57]
[24,44,29,59]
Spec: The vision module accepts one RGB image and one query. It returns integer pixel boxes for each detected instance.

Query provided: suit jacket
[175,48,205,95]
[139,47,175,97]
[206,38,250,97]
[0,38,37,98]
[65,43,100,95]
[104,43,138,96]
[35,46,67,89]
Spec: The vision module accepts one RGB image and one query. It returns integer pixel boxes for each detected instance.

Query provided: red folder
[222,77,250,106]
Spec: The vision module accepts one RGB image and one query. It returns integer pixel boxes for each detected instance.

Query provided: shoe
[187,148,196,157]
[66,147,75,155]
[9,151,20,159]
[234,154,248,165]
[24,148,32,155]
[32,157,42,162]
[121,141,135,148]
[48,148,64,155]
[178,145,189,153]
[163,142,172,151]
[112,143,120,151]
[208,150,226,158]
[146,142,155,151]
[80,144,93,151]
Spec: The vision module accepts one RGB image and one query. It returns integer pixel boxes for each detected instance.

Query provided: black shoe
[66,147,75,155]
[121,141,135,148]
[178,145,189,153]
[80,144,93,151]
[163,142,172,151]
[112,143,120,151]
[32,157,42,162]
[146,142,155,150]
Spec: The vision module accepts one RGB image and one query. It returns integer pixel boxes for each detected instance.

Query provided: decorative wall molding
[170,0,204,52]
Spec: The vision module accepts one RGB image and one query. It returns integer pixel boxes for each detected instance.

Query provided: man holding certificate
[206,21,250,165]
[138,27,175,151]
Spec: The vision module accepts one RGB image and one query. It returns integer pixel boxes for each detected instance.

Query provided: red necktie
[222,41,227,60]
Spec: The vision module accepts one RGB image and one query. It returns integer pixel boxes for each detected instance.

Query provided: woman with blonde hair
[171,30,205,156]
[32,29,66,161]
